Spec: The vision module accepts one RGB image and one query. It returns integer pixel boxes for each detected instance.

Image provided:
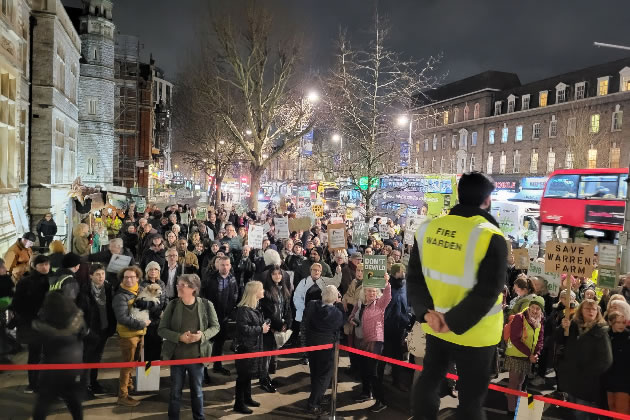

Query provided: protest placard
[597,267,618,289]
[312,204,324,218]
[196,207,207,221]
[598,244,618,268]
[353,221,368,246]
[274,217,289,239]
[544,241,595,277]
[288,217,312,233]
[262,222,271,234]
[378,224,390,239]
[330,216,344,224]
[107,254,132,273]
[513,248,530,269]
[363,255,387,288]
[327,223,347,251]
[346,208,354,220]
[528,245,540,260]
[247,225,264,249]
[528,261,561,297]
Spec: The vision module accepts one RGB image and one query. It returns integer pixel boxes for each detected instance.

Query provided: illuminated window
[501,126,508,143]
[590,114,600,133]
[588,147,597,168]
[486,153,493,174]
[515,125,523,142]
[499,151,506,174]
[513,150,521,173]
[530,149,538,174]
[598,77,609,96]
[415,140,420,153]
[539,91,548,107]
[610,143,620,168]
[488,129,495,144]
[443,111,449,125]
[547,148,555,173]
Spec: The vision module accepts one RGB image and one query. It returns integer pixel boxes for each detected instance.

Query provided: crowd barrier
[1,343,629,420]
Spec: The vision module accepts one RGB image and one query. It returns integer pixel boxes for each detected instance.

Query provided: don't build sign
[544,241,595,278]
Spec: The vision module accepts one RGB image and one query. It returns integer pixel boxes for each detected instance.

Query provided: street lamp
[396,114,413,174]
[397,115,410,127]
[332,133,343,152]
[306,90,319,103]
[245,129,253,136]
[219,140,225,145]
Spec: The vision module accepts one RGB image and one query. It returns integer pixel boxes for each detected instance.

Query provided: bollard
[327,341,344,420]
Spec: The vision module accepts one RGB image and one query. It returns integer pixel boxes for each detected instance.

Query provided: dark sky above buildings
[63,0,630,85]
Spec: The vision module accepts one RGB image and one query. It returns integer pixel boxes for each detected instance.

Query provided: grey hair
[109,238,123,248]
[178,274,201,295]
[322,285,339,305]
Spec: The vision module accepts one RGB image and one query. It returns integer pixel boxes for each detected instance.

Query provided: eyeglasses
[176,283,189,288]
[167,254,178,258]
[123,275,137,279]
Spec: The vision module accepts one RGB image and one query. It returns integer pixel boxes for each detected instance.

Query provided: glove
[133,299,155,310]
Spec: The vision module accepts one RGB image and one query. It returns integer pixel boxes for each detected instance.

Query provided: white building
[30,0,81,242]
[0,0,31,255]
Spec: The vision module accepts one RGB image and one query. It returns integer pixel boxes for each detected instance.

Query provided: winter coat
[36,218,57,239]
[112,286,147,338]
[302,300,345,346]
[48,252,64,272]
[88,249,136,287]
[140,279,168,321]
[158,297,220,360]
[140,248,166,271]
[72,235,91,256]
[384,279,411,339]
[76,280,116,338]
[12,270,50,343]
[340,263,356,296]
[604,328,630,394]
[293,272,342,322]
[4,240,32,282]
[161,264,185,300]
[178,250,199,272]
[556,320,613,404]
[48,268,80,301]
[121,232,139,258]
[260,285,293,332]
[200,271,239,323]
[349,283,392,343]
[234,305,264,376]
[342,278,363,309]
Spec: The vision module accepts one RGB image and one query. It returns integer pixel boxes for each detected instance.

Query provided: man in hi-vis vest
[408,172,507,420]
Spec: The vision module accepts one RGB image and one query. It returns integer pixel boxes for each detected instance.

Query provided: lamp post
[397,115,412,174]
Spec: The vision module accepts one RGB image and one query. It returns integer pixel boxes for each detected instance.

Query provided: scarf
[91,282,106,306]
[121,282,139,295]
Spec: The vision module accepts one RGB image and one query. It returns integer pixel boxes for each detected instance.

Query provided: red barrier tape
[0,344,333,372]
[339,344,630,420]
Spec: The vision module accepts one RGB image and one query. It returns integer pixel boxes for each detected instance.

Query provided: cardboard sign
[196,207,207,221]
[598,267,618,289]
[274,217,289,239]
[327,223,347,251]
[528,261,562,297]
[513,248,530,269]
[528,245,540,260]
[288,217,312,233]
[598,244,618,268]
[378,224,390,240]
[106,254,132,274]
[312,204,324,218]
[363,255,387,288]
[247,225,264,249]
[330,216,344,224]
[353,221,369,246]
[544,241,595,277]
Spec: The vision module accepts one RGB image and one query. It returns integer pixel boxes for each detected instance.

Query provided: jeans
[118,336,141,398]
[169,364,205,420]
[308,348,335,409]
[413,334,496,420]
[360,341,384,401]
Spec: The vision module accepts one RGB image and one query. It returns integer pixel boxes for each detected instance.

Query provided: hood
[33,311,85,337]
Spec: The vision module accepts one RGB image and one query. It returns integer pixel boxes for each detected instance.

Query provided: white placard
[378,224,390,239]
[262,222,271,234]
[274,217,289,239]
[528,245,540,260]
[330,216,344,224]
[106,254,132,274]
[598,244,618,268]
[404,229,415,246]
[247,225,265,249]
[528,260,561,297]
[327,223,347,251]
[491,202,520,240]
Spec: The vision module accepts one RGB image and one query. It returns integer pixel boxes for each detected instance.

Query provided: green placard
[363,255,387,288]
[598,267,618,289]
[196,207,207,221]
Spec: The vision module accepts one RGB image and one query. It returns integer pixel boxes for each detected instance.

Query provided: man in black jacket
[140,234,166,271]
[48,252,81,300]
[407,172,507,420]
[88,238,135,289]
[201,256,238,377]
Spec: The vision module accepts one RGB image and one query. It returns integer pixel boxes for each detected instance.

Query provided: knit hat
[145,261,161,272]
[528,295,546,313]
[23,232,37,242]
[32,254,50,267]
[39,291,80,329]
[62,252,81,269]
[390,263,405,278]
[350,252,363,261]
[210,240,220,247]
[311,246,323,257]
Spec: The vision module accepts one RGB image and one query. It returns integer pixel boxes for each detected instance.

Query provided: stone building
[0,0,31,254]
[30,0,81,244]
[151,65,173,193]
[414,57,630,181]
[67,0,115,187]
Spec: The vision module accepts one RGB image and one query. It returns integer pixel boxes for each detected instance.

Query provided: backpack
[502,312,527,343]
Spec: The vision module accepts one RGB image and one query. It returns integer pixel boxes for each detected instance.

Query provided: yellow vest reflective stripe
[49,275,72,292]
[505,314,541,358]
[416,214,504,347]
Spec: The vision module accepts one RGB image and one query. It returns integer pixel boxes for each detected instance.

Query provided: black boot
[203,367,212,385]
[244,380,260,407]
[259,376,276,393]
[234,379,253,414]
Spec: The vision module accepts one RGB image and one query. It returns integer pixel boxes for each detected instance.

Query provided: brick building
[413,57,630,183]
[30,0,81,243]
[0,0,30,254]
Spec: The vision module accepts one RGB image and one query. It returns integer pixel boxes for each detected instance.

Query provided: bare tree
[561,102,609,169]
[319,12,441,219]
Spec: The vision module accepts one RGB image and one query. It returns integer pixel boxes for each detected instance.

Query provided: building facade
[30,0,81,244]
[0,0,31,254]
[414,58,630,179]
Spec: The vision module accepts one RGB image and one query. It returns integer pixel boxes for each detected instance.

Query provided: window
[578,175,620,199]
[423,160,427,172]
[612,105,623,131]
[549,116,557,138]
[575,82,586,100]
[443,111,449,125]
[87,157,95,175]
[441,136,446,149]
[424,139,429,152]
[588,147,598,169]
[515,125,523,142]
[488,129,495,144]
[440,156,445,173]
[530,149,538,174]
[494,101,502,116]
[471,131,477,146]
[431,157,436,173]
[507,96,515,113]
[539,91,548,107]
[619,68,630,92]
[473,103,480,119]
[486,153,493,174]
[556,83,566,103]
[598,77,609,96]
[415,140,420,153]
[610,142,621,168]
[513,150,521,173]
[432,135,438,151]
[499,151,506,174]
[547,148,556,173]
[454,108,459,123]
[501,125,508,143]
[470,155,476,171]
[88,99,97,115]
[451,135,457,149]
[450,157,455,173]
[522,94,530,110]
[567,117,577,136]
[2,0,13,18]
[463,105,469,121]
[532,123,541,139]
[565,150,574,169]
[460,131,468,149]
[544,174,579,198]
[590,114,600,133]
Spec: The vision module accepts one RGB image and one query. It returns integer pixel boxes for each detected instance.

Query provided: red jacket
[350,283,392,343]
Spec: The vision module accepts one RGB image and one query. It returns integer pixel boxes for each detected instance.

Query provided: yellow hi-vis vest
[416,214,504,347]
[505,312,541,359]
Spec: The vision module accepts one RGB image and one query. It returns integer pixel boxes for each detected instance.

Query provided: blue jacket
[384,279,410,338]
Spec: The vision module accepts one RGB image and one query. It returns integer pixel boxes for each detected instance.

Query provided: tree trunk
[248,165,264,211]
[214,176,224,209]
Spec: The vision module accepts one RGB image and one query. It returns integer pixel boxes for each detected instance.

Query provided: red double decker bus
[539,168,628,244]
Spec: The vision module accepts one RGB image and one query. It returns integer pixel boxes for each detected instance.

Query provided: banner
[363,255,387,288]
[288,217,312,233]
[302,130,314,156]
[327,223,347,251]
[544,241,595,277]
[353,221,368,246]
[247,225,264,249]
[196,207,207,221]
[106,254,132,274]
[274,217,289,239]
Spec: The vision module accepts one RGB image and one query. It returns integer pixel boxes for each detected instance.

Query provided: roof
[417,71,521,105]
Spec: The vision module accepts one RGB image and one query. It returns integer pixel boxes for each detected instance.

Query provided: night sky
[63,0,630,85]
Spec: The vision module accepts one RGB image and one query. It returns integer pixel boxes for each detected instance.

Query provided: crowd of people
[0,188,628,419]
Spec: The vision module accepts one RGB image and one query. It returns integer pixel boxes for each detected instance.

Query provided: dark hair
[264,266,290,302]
[514,276,534,294]
[90,263,106,275]
[457,171,495,207]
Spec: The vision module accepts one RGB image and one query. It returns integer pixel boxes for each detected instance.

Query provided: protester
[507,274,536,315]
[4,232,36,282]
[112,266,151,407]
[159,274,220,420]
[603,311,630,415]
[32,292,86,420]
[140,234,166,271]
[47,240,66,272]
[36,213,57,249]
[233,281,269,414]
[177,238,199,273]
[72,223,91,257]
[121,224,140,259]
[140,261,167,361]
[89,238,136,288]
[161,248,185,301]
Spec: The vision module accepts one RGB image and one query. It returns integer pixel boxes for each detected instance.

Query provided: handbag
[274,329,293,348]
[135,337,161,392]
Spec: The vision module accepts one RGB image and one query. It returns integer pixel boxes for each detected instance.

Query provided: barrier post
[328,341,344,420]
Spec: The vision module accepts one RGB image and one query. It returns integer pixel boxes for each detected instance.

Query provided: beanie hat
[528,295,546,313]
[62,252,81,269]
[145,261,161,273]
[312,246,323,257]
[39,291,80,329]
[211,240,220,247]
[32,254,50,267]
[389,263,405,278]
[23,232,37,242]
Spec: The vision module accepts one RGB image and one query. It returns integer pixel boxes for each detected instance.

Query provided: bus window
[618,175,628,199]
[543,174,579,198]
[577,175,620,199]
